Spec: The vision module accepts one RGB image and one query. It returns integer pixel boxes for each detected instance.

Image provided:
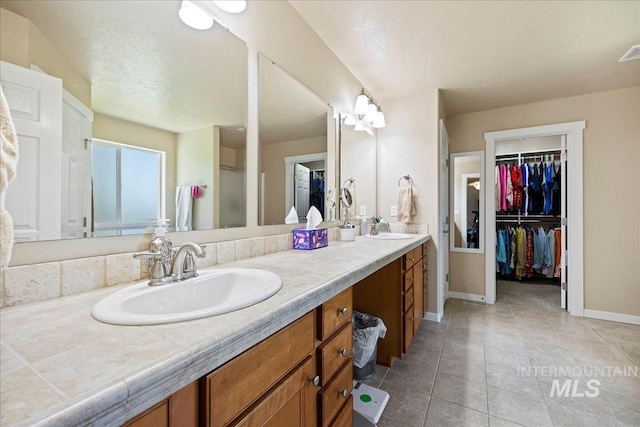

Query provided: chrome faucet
[172,242,206,282]
[370,218,390,235]
[133,238,205,286]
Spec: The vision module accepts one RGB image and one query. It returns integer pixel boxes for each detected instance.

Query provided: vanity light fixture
[354,89,369,115]
[179,0,214,30]
[343,114,357,126]
[372,108,386,128]
[363,103,378,122]
[213,0,247,13]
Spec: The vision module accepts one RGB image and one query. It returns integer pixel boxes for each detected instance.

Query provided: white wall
[377,88,441,314]
[340,127,376,220]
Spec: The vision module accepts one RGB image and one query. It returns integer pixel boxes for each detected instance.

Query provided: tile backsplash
[0,231,306,309]
[0,225,432,309]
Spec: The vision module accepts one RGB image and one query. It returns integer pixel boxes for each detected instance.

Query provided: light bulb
[343,114,356,126]
[372,111,386,128]
[354,94,369,115]
[213,1,247,13]
[179,0,214,30]
[364,103,378,122]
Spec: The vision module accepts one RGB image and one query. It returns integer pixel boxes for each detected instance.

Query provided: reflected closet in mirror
[257,54,335,225]
[450,151,484,253]
[0,1,248,241]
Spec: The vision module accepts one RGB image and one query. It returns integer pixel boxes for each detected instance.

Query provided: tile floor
[359,298,640,427]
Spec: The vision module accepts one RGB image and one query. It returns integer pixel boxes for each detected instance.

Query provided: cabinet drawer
[402,267,415,292]
[403,287,414,313]
[233,355,316,427]
[318,322,352,383]
[404,246,422,269]
[413,285,422,335]
[203,312,315,427]
[328,395,353,427]
[403,309,414,353]
[319,361,353,427]
[318,288,353,341]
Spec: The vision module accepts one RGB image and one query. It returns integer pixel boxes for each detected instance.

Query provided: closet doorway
[484,122,585,316]
[495,136,565,310]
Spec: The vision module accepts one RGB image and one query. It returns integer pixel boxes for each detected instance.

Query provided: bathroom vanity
[0,235,430,426]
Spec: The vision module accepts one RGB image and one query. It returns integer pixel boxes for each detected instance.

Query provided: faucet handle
[196,244,206,258]
[133,252,162,260]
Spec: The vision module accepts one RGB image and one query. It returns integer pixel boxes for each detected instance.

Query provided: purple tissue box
[293,228,328,250]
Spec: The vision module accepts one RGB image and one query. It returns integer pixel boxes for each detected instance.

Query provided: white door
[61,91,93,239]
[439,119,450,317]
[1,61,62,241]
[294,163,310,222]
[560,136,568,309]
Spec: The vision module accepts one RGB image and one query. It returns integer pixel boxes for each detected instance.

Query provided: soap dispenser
[149,219,173,275]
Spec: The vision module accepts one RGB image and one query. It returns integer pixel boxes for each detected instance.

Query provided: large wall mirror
[339,117,376,221]
[450,151,484,253]
[258,54,335,225]
[0,1,247,242]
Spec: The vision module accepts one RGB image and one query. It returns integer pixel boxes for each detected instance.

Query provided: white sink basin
[365,233,415,240]
[92,268,282,325]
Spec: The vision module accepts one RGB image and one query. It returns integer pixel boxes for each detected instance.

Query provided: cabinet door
[319,361,353,427]
[233,356,317,427]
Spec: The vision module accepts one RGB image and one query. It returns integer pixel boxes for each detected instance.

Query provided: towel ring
[397,174,413,187]
[342,177,355,187]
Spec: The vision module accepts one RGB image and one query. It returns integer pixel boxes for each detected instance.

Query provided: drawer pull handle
[339,348,348,357]
[409,277,414,283]
[411,257,415,262]
[410,298,414,303]
[339,389,349,398]
[339,307,349,316]
[309,375,321,387]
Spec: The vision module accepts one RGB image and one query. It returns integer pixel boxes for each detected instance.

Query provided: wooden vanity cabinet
[316,288,354,427]
[201,312,316,427]
[422,242,429,317]
[123,381,198,427]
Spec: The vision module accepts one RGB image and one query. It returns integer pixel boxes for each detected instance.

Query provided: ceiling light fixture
[213,0,247,13]
[179,0,214,30]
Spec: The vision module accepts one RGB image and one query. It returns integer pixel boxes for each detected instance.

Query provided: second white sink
[92,268,282,325]
[365,233,415,240]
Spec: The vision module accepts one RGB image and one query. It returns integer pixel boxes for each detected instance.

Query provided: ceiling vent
[619,45,640,62]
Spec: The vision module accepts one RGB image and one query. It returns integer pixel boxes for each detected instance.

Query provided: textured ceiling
[2,0,247,135]
[290,0,640,116]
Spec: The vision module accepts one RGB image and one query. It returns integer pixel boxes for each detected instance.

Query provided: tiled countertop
[0,234,430,426]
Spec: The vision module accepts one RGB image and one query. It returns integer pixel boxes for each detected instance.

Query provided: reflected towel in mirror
[176,186,193,231]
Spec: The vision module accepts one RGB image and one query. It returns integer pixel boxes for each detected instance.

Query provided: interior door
[1,61,62,241]
[560,136,568,309]
[61,91,92,238]
[439,119,450,316]
[294,163,310,222]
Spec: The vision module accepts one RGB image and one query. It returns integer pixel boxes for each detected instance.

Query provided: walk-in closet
[494,136,566,310]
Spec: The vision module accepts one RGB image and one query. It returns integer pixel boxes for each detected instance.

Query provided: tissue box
[293,228,328,250]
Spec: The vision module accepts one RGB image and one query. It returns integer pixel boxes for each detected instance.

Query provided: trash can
[352,311,387,380]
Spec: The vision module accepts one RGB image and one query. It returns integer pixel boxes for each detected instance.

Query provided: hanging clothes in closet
[496,224,561,281]
[495,155,561,216]
[310,171,325,214]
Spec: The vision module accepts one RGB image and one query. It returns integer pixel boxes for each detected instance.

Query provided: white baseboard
[583,309,640,326]
[424,312,442,322]
[448,291,486,303]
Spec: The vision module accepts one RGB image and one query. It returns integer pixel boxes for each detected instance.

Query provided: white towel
[175,186,193,231]
[397,186,416,223]
[1,86,19,270]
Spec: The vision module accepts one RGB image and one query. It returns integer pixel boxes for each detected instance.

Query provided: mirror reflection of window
[450,152,484,253]
[91,140,164,236]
